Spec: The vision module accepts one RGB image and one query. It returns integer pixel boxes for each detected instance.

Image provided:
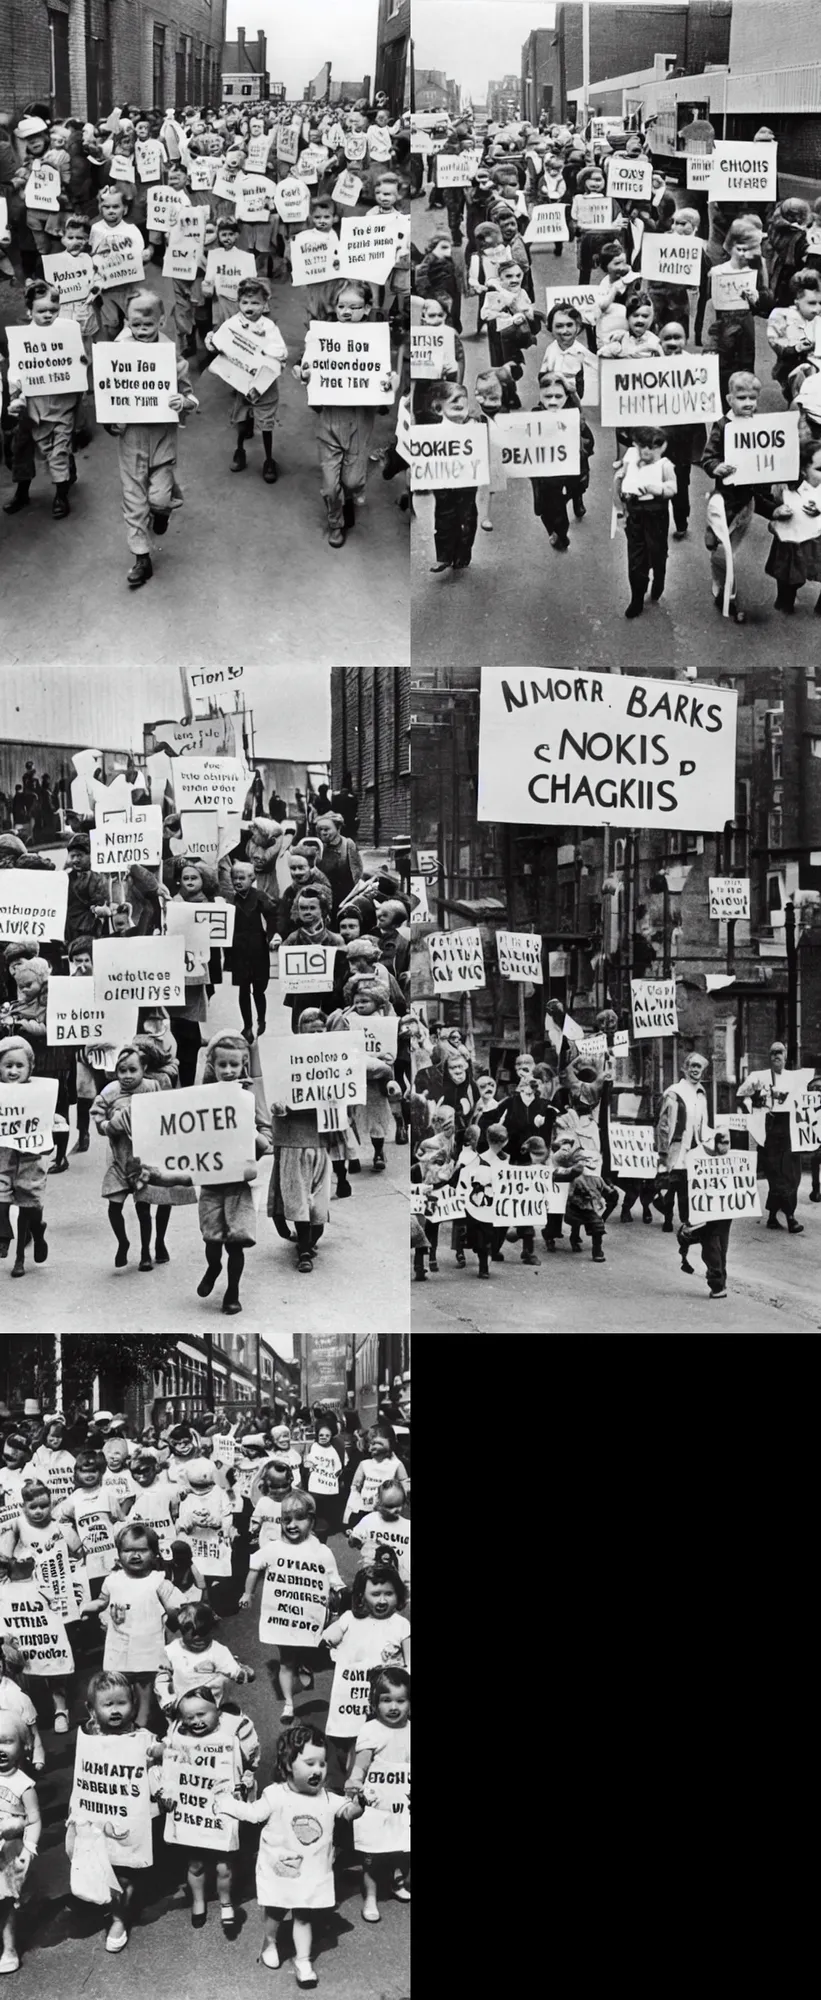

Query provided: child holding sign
[155,1601,255,1713]
[530,371,594,551]
[204,273,287,482]
[215,1720,364,1984]
[269,1010,339,1275]
[676,1128,735,1300]
[614,427,676,616]
[765,436,821,612]
[56,1452,123,1609]
[67,1671,162,1955]
[240,1491,341,1723]
[0,1552,74,1732]
[347,1666,410,1922]
[193,1030,271,1317]
[85,1522,184,1725]
[343,1429,408,1529]
[89,184,148,339]
[91,1041,175,1268]
[102,288,198,590]
[4,280,86,519]
[324,1563,410,1747]
[293,279,396,549]
[162,1685,259,1935]
[0,1711,41,1975]
[347,1482,410,1586]
[176,1461,235,1589]
[0,1036,51,1279]
[302,1417,344,1535]
[706,219,772,405]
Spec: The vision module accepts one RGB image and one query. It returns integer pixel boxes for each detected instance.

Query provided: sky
[224,0,378,98]
[242,666,331,761]
[413,0,690,106]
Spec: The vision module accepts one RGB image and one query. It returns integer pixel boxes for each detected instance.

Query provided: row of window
[152,27,219,110]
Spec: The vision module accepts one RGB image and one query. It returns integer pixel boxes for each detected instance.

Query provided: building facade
[413,67,448,113]
[330,667,410,852]
[1,0,227,124]
[487,73,521,123]
[375,0,409,114]
[521,1,730,127]
[221,26,268,103]
[0,1334,296,1428]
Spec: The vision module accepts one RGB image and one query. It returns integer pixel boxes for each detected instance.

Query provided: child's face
[734,233,762,266]
[806,449,821,486]
[213,1047,245,1082]
[239,293,267,323]
[180,1624,209,1653]
[217,227,240,250]
[132,1460,157,1487]
[282,1508,311,1543]
[63,223,89,255]
[420,300,445,326]
[117,1053,144,1092]
[335,288,367,322]
[671,215,696,236]
[609,255,629,281]
[231,862,254,894]
[430,238,453,262]
[14,965,43,1003]
[551,311,577,349]
[797,291,821,321]
[93,1684,133,1732]
[339,915,361,942]
[290,1741,327,1793]
[0,1723,20,1772]
[539,378,567,409]
[317,1426,333,1448]
[23,1491,51,1526]
[378,1488,402,1520]
[370,1435,390,1461]
[586,171,605,192]
[374,180,398,209]
[377,1684,409,1727]
[637,441,664,465]
[714,1132,731,1156]
[311,208,335,234]
[497,261,520,288]
[728,383,759,418]
[363,1573,399,1617]
[3,1441,26,1470]
[168,166,188,188]
[628,302,654,335]
[127,301,163,342]
[118,1536,153,1576]
[70,950,93,977]
[660,325,686,354]
[499,217,518,243]
[74,1460,100,1489]
[29,288,60,327]
[436,385,469,425]
[0,1050,29,1084]
[180,1695,219,1735]
[106,1440,128,1469]
[135,122,151,142]
[100,194,126,225]
[477,376,503,412]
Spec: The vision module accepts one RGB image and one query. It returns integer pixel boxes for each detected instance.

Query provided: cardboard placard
[476,667,738,830]
[25,162,60,211]
[410,1182,466,1222]
[708,142,777,202]
[709,877,750,921]
[90,812,163,871]
[189,157,217,191]
[163,1738,238,1850]
[208,318,280,397]
[268,1034,367,1112]
[0,1581,72,1673]
[600,353,722,426]
[410,324,457,380]
[154,717,234,757]
[186,663,246,701]
[298,144,330,184]
[0,868,68,942]
[304,321,392,406]
[232,172,273,224]
[358,1016,400,1063]
[71,1733,155,1860]
[258,1545,332,1645]
[7,321,88,397]
[42,251,94,303]
[710,266,758,312]
[368,125,393,163]
[146,185,188,233]
[290,228,342,285]
[496,931,542,983]
[30,1526,77,1622]
[277,125,300,164]
[279,943,338,993]
[92,935,186,1006]
[339,214,402,283]
[180,1529,232,1576]
[686,1148,761,1219]
[162,209,206,283]
[204,247,257,302]
[343,131,368,164]
[212,172,239,203]
[246,134,272,174]
[166,899,236,950]
[523,203,570,245]
[572,196,613,230]
[631,978,679,1039]
[788,1098,821,1152]
[109,151,136,184]
[723,412,800,486]
[608,1122,658,1179]
[491,408,580,481]
[172,757,249,815]
[408,418,489,490]
[606,156,653,202]
[686,154,713,190]
[46,977,138,1051]
[435,151,482,188]
[92,341,179,424]
[427,928,485,992]
[576,1030,629,1058]
[331,170,363,208]
[130,1080,255,1186]
[545,283,601,326]
[0,1078,58,1153]
[591,117,623,141]
[271,176,311,224]
[640,234,702,287]
[135,139,164,183]
[92,228,144,289]
[410,877,430,923]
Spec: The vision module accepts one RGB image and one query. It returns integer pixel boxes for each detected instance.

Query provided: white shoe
[105,1927,128,1954]
[280,1704,294,1722]
[294,1962,317,1989]
[362,1899,380,1923]
[0,1951,20,1974]
[53,1712,69,1734]
[260,1942,280,1969]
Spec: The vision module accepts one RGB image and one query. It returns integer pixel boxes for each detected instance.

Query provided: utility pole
[581,1,591,129]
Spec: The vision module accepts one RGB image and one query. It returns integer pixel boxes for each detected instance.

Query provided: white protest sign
[7,320,88,397]
[591,117,623,141]
[92,341,179,424]
[608,1122,658,1179]
[715,1113,751,1137]
[304,321,393,406]
[477,668,737,830]
[606,155,653,202]
[723,412,800,486]
[410,324,456,380]
[343,131,368,165]
[494,1163,568,1221]
[172,757,249,814]
[245,134,271,174]
[233,172,273,224]
[177,814,219,874]
[46,977,137,1051]
[154,717,233,757]
[298,144,330,184]
[408,418,490,490]
[630,978,679,1039]
[163,1739,237,1851]
[92,228,144,289]
[206,247,257,298]
[360,1016,400,1063]
[687,1148,761,1219]
[410,876,430,922]
[331,171,363,208]
[93,936,186,1007]
[417,848,438,876]
[135,139,164,182]
[576,1030,629,1058]
[709,266,758,312]
[600,353,722,426]
[436,151,481,188]
[789,1098,821,1152]
[208,318,279,397]
[179,1528,232,1576]
[30,1527,76,1622]
[25,162,60,211]
[109,151,136,184]
[573,197,613,230]
[0,1582,71,1674]
[491,409,580,481]
[131,1080,255,1186]
[277,125,300,164]
[545,283,601,326]
[0,870,68,945]
[0,1079,59,1154]
[0,194,7,238]
[340,214,401,282]
[90,812,163,871]
[411,1182,466,1222]
[212,171,239,203]
[146,185,188,233]
[427,928,485,992]
[186,663,246,708]
[166,899,235,950]
[268,1034,367,1112]
[280,943,338,993]
[271,175,311,224]
[496,931,542,983]
[189,156,217,191]
[368,125,393,164]
[162,209,206,282]
[258,1544,333,1646]
[708,142,777,202]
[640,234,702,287]
[290,228,342,285]
[686,154,713,190]
[523,203,570,245]
[709,877,750,921]
[42,252,94,303]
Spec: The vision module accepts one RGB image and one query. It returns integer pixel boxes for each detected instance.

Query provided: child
[194,1030,271,1315]
[347,1480,410,1584]
[0,1037,49,1277]
[101,288,198,590]
[0,1638,45,1770]
[766,271,821,402]
[302,1417,344,1535]
[83,1522,183,1726]
[56,1450,123,1598]
[324,1564,410,1745]
[614,426,676,616]
[706,218,772,406]
[269,1010,339,1274]
[423,379,479,574]
[51,211,96,368]
[155,1601,254,1712]
[91,1040,174,1267]
[0,1552,74,1732]
[530,371,594,551]
[162,1684,258,1933]
[765,436,821,613]
[249,1461,294,1547]
[125,1449,179,1563]
[342,1428,408,1527]
[205,273,287,482]
[414,233,462,331]
[100,1430,138,1509]
[175,1459,235,1588]
[200,214,247,331]
[215,1720,364,1985]
[1,1478,82,1640]
[541,302,590,395]
[592,241,639,347]
[89,183,148,338]
[597,290,662,362]
[347,1666,410,1920]
[767,197,811,308]
[169,1539,208,1610]
[240,1491,342,1722]
[657,320,706,539]
[5,280,85,519]
[701,370,779,621]
[66,1671,162,1955]
[293,279,396,549]
[645,206,706,342]
[676,1128,735,1300]
[481,256,541,369]
[0,1713,41,1975]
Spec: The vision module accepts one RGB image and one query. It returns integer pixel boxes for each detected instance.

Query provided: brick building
[221,25,268,104]
[375,0,409,115]
[330,668,410,851]
[521,2,730,127]
[1,0,227,124]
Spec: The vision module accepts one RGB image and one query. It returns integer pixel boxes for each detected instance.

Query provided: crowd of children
[410,113,821,622]
[0,93,410,580]
[0,1397,410,1982]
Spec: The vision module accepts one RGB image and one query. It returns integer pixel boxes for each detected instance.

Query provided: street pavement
[4,957,409,1340]
[411,1184,821,1333]
[0,261,408,671]
[410,191,812,674]
[14,1523,410,2000]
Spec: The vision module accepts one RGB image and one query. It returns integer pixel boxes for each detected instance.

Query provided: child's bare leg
[216,1858,234,1920]
[279,1653,296,1715]
[188,1855,207,1916]
[52,1678,68,1724]
[362,1854,380,1919]
[293,1915,315,1978]
[107,1871,133,1943]
[478,482,493,530]
[1,1899,18,1969]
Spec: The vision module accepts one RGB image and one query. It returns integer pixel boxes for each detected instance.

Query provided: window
[242,83,253,96]
[193,46,202,104]
[768,808,783,850]
[176,40,186,106]
[224,82,234,95]
[153,24,165,108]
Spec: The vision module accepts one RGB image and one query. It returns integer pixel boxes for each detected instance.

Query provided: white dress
[255,1783,343,1909]
[325,1613,411,1738]
[0,1768,36,1899]
[353,1719,410,1854]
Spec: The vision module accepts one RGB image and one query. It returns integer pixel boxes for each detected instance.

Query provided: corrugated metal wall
[0,666,186,753]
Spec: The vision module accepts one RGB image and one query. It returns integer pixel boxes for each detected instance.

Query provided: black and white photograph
[0,1332,410,1997]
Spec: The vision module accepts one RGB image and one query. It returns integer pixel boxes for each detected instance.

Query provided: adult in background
[315,812,363,922]
[736,1041,806,1232]
[655,1051,711,1231]
[217,852,277,1043]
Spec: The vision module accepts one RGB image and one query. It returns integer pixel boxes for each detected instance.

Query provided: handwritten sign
[789,1098,821,1152]
[172,757,249,815]
[687,1148,761,1219]
[189,157,217,191]
[343,131,368,165]
[357,1016,400,1063]
[477,667,737,831]
[246,135,272,174]
[496,931,542,982]
[410,324,456,380]
[135,140,164,183]
[30,1526,77,1623]
[410,1182,466,1222]
[163,1738,237,1850]
[523,203,570,246]
[290,228,341,285]
[204,247,256,301]
[708,142,777,202]
[436,151,482,189]
[723,412,800,486]
[154,717,232,758]
[109,152,136,185]
[686,154,713,190]
[640,234,702,287]
[427,928,485,992]
[631,978,679,1039]
[591,117,623,142]
[606,156,652,202]
[258,1545,333,1645]
[600,353,721,426]
[232,172,273,224]
[573,196,613,229]
[545,283,601,326]
[492,409,580,481]
[166,900,235,950]
[92,228,144,289]
[7,321,88,397]
[609,1121,658,1179]
[576,1030,629,1058]
[42,252,94,304]
[162,209,206,282]
[408,418,490,490]
[268,1034,367,1112]
[146,185,188,233]
[271,176,311,225]
[280,943,337,993]
[72,1731,153,1865]
[277,125,300,165]
[131,1080,255,1186]
[92,936,186,1007]
[46,977,137,1051]
[709,878,750,921]
[25,163,60,211]
[0,1581,72,1674]
[331,171,363,209]
[709,266,758,311]
[340,214,402,283]
[179,1529,232,1576]
[92,341,179,424]
[491,1163,568,1223]
[298,144,330,184]
[0,869,68,943]
[304,321,392,406]
[208,317,279,397]
[90,812,162,871]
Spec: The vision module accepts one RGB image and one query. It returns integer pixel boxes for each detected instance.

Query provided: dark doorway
[49,9,71,119]
[86,31,111,124]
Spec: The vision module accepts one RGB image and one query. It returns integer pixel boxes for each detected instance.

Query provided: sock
[135,1203,153,1257]
[77,1100,91,1139]
[108,1202,129,1254]
[373,1139,385,1160]
[262,431,273,463]
[225,1245,244,1300]
[54,1129,69,1166]
[333,1161,349,1186]
[295,1223,312,1259]
[14,1214,30,1263]
[155,1208,170,1251]
[309,1224,324,1249]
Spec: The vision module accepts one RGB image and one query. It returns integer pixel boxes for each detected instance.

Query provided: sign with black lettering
[600,354,722,427]
[723,413,800,486]
[280,943,337,993]
[709,877,750,921]
[303,322,393,406]
[71,1730,153,1866]
[789,1098,821,1152]
[410,1182,466,1222]
[496,931,543,983]
[163,1738,237,1850]
[708,142,777,201]
[427,928,485,991]
[631,979,678,1039]
[0,868,68,944]
[640,234,702,287]
[130,1081,255,1187]
[0,1579,72,1674]
[606,156,653,202]
[268,1034,367,1111]
[258,1545,334,1646]
[491,409,580,481]
[92,936,186,1007]
[608,1122,658,1178]
[687,1148,761,1218]
[408,418,490,490]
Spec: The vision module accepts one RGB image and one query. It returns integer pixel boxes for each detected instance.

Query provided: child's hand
[105,423,126,437]
[204,330,216,351]
[202,280,215,298]
[146,1742,164,1766]
[33,1754,46,1772]
[273,1102,288,1117]
[168,393,184,413]
[773,503,793,519]
[248,386,260,404]
[238,1592,251,1609]
[238,1664,255,1683]
[8,395,25,417]
[242,1161,258,1182]
[713,461,736,480]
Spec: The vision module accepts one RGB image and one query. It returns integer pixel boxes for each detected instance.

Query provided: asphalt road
[13,1520,410,2000]
[410,190,813,674]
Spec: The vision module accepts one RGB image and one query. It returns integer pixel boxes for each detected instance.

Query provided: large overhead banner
[476,669,738,830]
